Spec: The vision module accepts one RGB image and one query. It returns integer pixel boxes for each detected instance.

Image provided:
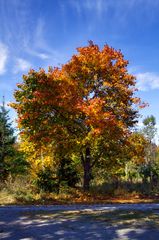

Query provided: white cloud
[36,53,49,60]
[136,72,159,91]
[0,42,8,75]
[13,58,31,74]
[26,49,50,60]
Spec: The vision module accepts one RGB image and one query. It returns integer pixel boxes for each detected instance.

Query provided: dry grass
[0,187,159,205]
[0,188,16,204]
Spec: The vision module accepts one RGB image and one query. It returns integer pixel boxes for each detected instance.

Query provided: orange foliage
[11,41,143,156]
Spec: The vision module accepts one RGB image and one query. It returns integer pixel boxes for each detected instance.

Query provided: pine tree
[0,97,15,179]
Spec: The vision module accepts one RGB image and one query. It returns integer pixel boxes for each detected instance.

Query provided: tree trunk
[82,147,92,191]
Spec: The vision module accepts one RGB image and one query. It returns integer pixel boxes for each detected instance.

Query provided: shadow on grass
[1,208,159,239]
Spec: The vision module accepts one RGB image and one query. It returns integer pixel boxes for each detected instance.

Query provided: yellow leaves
[9,102,17,109]
[19,134,56,176]
[127,132,149,165]
[103,82,112,88]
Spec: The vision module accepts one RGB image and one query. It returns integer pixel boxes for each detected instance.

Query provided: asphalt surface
[1,204,159,239]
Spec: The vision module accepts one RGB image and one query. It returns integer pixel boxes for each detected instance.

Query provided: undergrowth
[1,176,159,205]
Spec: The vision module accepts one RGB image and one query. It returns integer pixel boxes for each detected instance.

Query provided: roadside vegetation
[1,42,159,205]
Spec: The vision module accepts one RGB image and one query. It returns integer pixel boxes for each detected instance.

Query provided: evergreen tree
[0,97,15,179]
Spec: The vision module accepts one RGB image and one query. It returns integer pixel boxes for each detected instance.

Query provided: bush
[58,158,79,187]
[35,167,59,193]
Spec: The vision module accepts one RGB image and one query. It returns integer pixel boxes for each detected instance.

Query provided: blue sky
[0,0,159,139]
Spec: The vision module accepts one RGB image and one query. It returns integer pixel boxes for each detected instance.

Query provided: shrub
[35,167,59,193]
[57,158,79,187]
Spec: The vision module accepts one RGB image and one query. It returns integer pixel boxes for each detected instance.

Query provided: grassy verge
[1,187,159,205]
[1,176,159,205]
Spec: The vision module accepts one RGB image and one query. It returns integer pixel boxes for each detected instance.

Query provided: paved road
[1,204,159,239]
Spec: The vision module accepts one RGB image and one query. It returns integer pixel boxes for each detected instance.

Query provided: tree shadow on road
[0,209,159,239]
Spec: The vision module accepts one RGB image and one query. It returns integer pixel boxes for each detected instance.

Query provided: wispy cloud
[0,1,32,52]
[0,2,58,64]
[69,0,108,19]
[26,49,50,60]
[13,58,32,74]
[84,0,107,19]
[69,0,82,17]
[0,42,8,75]
[24,18,50,60]
[23,18,63,65]
[69,0,159,29]
[136,72,159,91]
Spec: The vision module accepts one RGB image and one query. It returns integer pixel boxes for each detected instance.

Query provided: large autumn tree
[11,42,142,190]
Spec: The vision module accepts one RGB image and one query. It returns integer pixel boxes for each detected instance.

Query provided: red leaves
[139,102,149,109]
